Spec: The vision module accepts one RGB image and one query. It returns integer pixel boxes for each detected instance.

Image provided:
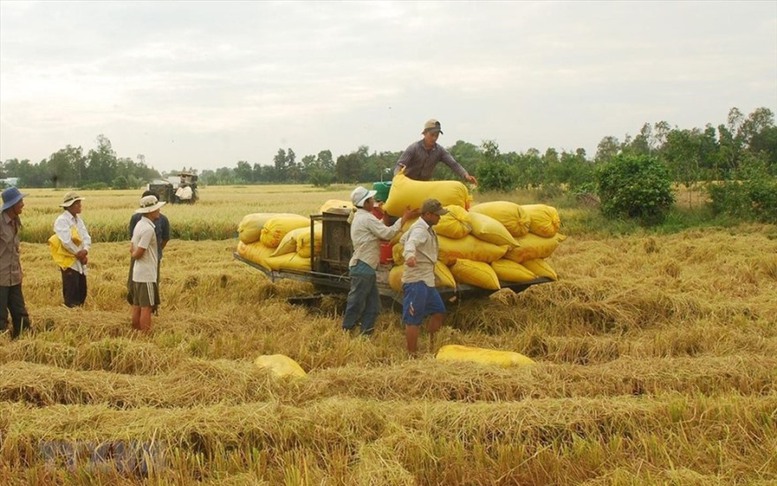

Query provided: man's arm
[440,148,478,184]
[53,216,80,255]
[393,143,416,175]
[160,215,170,249]
[129,213,140,238]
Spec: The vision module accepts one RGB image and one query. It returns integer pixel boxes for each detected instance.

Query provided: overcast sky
[1,1,775,174]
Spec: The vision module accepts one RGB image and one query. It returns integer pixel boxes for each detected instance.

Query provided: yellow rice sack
[389,216,418,245]
[383,171,471,217]
[254,354,307,378]
[296,222,323,258]
[389,265,404,292]
[468,212,519,247]
[392,243,405,265]
[319,200,353,213]
[438,235,509,266]
[521,204,561,237]
[236,240,274,270]
[48,227,82,270]
[259,215,310,248]
[388,262,456,292]
[238,213,297,244]
[450,258,500,290]
[491,259,537,283]
[435,205,471,239]
[469,201,530,238]
[271,226,302,257]
[264,252,311,272]
[435,261,456,288]
[522,258,558,280]
[436,344,535,368]
[504,233,565,264]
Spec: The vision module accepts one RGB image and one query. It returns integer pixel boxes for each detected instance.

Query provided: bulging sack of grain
[264,252,311,272]
[236,241,274,270]
[319,200,353,213]
[383,171,471,217]
[521,204,561,237]
[238,213,297,244]
[296,222,323,258]
[491,259,537,283]
[437,235,509,266]
[468,212,519,247]
[254,354,307,378]
[259,215,310,248]
[450,258,500,290]
[388,262,456,292]
[271,226,302,257]
[389,217,418,245]
[504,233,565,264]
[522,258,558,280]
[435,205,472,239]
[436,344,535,368]
[469,201,530,238]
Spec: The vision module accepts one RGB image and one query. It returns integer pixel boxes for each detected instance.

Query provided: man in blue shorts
[400,198,448,355]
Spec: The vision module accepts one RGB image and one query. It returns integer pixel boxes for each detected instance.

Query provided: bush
[79,182,110,191]
[708,177,777,224]
[595,154,674,225]
[475,160,517,192]
[112,176,129,190]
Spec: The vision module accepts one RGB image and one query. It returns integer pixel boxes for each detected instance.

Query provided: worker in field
[53,192,92,307]
[342,186,418,336]
[0,187,32,339]
[394,119,478,185]
[129,195,166,332]
[129,190,170,272]
[400,198,448,355]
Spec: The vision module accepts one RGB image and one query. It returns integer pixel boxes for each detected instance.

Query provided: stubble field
[1,185,776,485]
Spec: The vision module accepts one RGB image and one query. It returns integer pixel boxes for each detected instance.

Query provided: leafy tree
[595,136,621,163]
[86,135,118,186]
[335,146,368,182]
[596,154,674,225]
[235,160,253,183]
[475,140,516,192]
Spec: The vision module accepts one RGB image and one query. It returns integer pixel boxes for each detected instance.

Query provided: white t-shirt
[131,217,159,283]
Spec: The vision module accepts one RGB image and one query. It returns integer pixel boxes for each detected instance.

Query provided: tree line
[2,107,775,191]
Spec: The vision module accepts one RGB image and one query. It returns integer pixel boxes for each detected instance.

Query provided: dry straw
[1,186,776,483]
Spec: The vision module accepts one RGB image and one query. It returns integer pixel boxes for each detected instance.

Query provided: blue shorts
[402,281,445,326]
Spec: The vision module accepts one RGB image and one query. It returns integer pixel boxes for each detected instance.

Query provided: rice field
[1,185,776,485]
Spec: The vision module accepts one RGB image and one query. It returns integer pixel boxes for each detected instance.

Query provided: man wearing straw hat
[129,195,166,332]
[53,192,92,307]
[0,187,32,339]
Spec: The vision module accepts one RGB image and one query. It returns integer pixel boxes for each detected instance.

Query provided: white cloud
[1,0,775,172]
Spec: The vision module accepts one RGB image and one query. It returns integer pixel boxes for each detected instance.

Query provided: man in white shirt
[129,195,166,332]
[342,186,416,335]
[53,192,91,307]
[400,199,448,355]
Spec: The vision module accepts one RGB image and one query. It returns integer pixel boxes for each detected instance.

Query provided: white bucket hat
[350,186,377,208]
[59,191,85,208]
[135,195,166,214]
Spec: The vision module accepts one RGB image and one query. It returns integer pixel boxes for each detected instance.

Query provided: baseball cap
[423,119,443,134]
[421,199,449,215]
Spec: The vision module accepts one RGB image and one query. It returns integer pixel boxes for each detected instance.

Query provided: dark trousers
[0,284,31,339]
[61,268,87,307]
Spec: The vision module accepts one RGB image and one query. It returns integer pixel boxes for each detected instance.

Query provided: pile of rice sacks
[236,174,564,291]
